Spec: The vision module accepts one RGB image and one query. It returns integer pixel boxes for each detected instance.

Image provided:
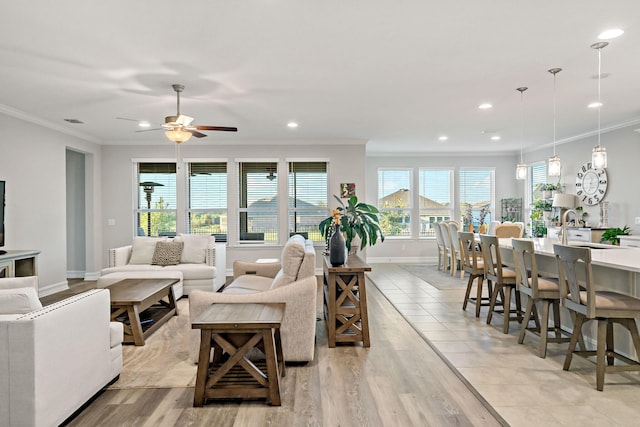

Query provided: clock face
[575,162,607,205]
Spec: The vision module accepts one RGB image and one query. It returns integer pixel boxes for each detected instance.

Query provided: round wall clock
[575,162,607,205]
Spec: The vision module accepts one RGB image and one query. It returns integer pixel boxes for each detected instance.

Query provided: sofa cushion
[163,263,215,281]
[271,235,306,289]
[152,241,184,266]
[100,265,164,275]
[177,234,215,264]
[224,275,273,293]
[129,237,166,264]
[0,287,43,314]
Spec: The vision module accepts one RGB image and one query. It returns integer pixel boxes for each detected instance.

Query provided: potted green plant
[600,226,631,245]
[319,195,385,251]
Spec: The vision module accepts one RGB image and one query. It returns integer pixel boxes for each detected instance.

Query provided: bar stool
[459,231,492,317]
[512,238,571,358]
[494,223,523,238]
[480,234,522,333]
[554,244,640,391]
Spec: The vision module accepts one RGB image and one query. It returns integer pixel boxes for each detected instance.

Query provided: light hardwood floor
[59,275,503,427]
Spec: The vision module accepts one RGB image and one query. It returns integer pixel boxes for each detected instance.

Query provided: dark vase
[329,224,347,266]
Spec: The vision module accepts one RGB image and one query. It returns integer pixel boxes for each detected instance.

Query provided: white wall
[100,141,367,274]
[523,124,640,234]
[365,152,521,262]
[0,113,102,294]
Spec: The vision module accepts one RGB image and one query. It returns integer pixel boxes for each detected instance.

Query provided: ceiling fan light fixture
[165,128,192,144]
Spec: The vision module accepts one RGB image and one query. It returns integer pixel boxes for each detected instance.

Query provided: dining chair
[480,234,522,333]
[512,238,571,357]
[487,220,501,235]
[494,223,523,238]
[553,243,640,391]
[433,222,447,271]
[459,231,492,317]
[447,222,464,279]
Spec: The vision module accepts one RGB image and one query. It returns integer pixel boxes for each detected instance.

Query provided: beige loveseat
[101,234,227,294]
[0,277,122,427]
[189,234,317,363]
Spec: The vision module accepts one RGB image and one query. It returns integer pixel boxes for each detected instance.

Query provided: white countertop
[498,237,640,273]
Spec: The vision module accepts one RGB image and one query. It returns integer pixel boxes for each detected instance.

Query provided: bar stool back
[433,222,447,271]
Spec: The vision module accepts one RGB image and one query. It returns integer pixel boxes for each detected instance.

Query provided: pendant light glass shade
[591,42,608,169]
[165,129,192,143]
[515,86,528,180]
[548,68,562,177]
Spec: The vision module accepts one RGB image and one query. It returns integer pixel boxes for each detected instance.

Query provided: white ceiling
[1,1,639,154]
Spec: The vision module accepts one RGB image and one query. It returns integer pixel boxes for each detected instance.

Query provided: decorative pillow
[177,234,215,264]
[271,235,305,289]
[0,287,43,314]
[152,241,184,266]
[129,237,166,265]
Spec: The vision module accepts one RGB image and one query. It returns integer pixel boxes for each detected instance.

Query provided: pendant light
[591,42,609,169]
[548,68,562,177]
[515,87,528,180]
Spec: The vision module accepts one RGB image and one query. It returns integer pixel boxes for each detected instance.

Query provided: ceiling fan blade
[188,130,207,138]
[116,117,141,122]
[195,125,238,132]
[135,128,162,133]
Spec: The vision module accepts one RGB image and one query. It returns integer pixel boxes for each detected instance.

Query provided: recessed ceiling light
[491,135,501,141]
[138,121,151,128]
[287,122,298,128]
[588,101,603,108]
[598,28,624,40]
[438,136,448,141]
[478,103,493,109]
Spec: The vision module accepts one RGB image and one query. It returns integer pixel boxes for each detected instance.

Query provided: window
[530,162,547,203]
[135,162,177,237]
[419,169,453,237]
[238,162,278,243]
[459,168,493,232]
[377,169,411,237]
[288,161,327,242]
[187,162,227,241]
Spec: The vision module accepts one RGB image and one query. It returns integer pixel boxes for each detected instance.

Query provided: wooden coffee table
[192,303,285,406]
[108,277,179,346]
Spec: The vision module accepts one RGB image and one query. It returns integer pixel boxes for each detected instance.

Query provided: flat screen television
[0,180,5,254]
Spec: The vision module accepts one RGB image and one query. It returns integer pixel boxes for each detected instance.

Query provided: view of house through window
[288,161,327,242]
[377,169,411,236]
[187,162,227,242]
[419,168,453,237]
[238,162,278,243]
[135,162,177,237]
[459,168,493,232]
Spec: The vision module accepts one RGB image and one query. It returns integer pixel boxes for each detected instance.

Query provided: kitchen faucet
[561,209,578,245]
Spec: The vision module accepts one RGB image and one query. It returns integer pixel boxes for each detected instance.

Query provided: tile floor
[367,263,640,427]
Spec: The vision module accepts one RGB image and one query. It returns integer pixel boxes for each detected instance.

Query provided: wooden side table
[192,303,285,406]
[323,255,372,347]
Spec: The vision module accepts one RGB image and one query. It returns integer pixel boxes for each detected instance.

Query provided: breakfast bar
[499,237,640,356]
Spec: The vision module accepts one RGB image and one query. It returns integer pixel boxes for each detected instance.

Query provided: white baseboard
[39,281,69,297]
[67,270,86,279]
[84,271,101,281]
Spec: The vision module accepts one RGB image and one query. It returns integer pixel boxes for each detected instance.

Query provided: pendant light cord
[552,72,557,156]
[597,46,602,147]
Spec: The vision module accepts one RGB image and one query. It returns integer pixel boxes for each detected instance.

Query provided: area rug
[107,298,198,389]
[398,263,467,290]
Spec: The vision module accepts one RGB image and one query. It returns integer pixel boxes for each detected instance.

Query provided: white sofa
[101,234,227,294]
[189,234,318,363]
[0,277,122,427]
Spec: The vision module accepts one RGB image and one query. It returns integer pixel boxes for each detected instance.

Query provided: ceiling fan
[124,84,238,143]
